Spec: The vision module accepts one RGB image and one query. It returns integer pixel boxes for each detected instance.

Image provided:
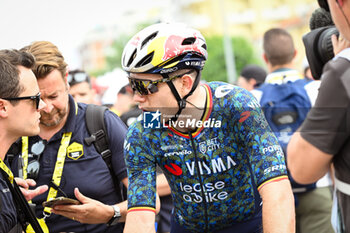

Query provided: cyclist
[122,23,295,233]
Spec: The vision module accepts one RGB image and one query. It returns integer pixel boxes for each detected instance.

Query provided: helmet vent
[202,44,207,50]
[127,49,137,67]
[135,51,154,68]
[182,37,196,45]
[141,32,158,49]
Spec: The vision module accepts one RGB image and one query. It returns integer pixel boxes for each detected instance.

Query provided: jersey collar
[168,84,213,139]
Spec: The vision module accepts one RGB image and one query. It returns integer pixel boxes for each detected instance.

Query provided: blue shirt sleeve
[232,88,288,189]
[124,122,157,210]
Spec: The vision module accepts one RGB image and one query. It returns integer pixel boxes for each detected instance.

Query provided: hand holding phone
[42,197,81,208]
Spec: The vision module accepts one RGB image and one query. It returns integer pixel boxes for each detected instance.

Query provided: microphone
[309,8,334,30]
[302,7,338,80]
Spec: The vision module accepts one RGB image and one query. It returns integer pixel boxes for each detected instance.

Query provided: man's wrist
[107,205,115,222]
[107,205,121,226]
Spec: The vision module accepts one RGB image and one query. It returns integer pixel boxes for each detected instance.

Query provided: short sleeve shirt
[300,53,350,230]
[10,96,128,233]
[125,82,288,232]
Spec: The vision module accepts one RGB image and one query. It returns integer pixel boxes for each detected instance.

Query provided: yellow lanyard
[22,101,78,183]
[22,136,29,180]
[43,132,72,214]
[26,101,77,232]
[24,133,71,233]
[0,158,14,184]
[0,157,49,233]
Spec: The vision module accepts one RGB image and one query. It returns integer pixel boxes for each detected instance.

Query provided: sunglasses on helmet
[128,70,194,96]
[3,92,41,109]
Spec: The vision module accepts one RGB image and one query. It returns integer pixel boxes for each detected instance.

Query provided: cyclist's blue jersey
[124,82,288,232]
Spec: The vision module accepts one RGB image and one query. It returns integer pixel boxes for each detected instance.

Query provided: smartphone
[42,197,81,208]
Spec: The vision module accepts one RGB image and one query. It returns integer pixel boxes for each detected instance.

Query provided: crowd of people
[0,0,350,232]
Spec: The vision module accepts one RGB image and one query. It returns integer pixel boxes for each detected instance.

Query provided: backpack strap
[84,104,112,167]
[84,104,126,201]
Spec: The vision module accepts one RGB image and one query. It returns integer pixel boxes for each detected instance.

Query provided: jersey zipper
[189,133,209,232]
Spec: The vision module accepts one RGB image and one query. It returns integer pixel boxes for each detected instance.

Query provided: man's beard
[40,107,67,127]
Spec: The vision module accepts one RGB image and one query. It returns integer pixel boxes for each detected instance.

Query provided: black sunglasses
[67,72,89,84]
[129,70,194,96]
[27,140,45,180]
[3,93,41,109]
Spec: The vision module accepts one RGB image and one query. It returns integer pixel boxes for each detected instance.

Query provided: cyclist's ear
[179,73,194,93]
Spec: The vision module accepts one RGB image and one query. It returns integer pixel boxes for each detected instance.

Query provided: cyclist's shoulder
[126,119,168,146]
[127,119,150,137]
[206,81,256,102]
[206,81,239,95]
[206,81,260,117]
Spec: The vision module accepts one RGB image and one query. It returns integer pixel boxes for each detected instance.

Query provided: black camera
[303,26,339,80]
[302,0,339,80]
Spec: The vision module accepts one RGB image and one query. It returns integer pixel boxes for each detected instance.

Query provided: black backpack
[84,104,127,202]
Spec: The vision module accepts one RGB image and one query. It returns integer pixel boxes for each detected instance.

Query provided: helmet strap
[163,71,201,122]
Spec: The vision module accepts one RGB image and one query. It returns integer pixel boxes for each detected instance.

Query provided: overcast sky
[0,0,166,68]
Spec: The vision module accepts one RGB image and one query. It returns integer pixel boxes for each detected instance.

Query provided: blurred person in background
[304,66,314,80]
[252,28,333,233]
[288,0,350,232]
[110,84,136,117]
[68,69,98,105]
[302,59,314,80]
[237,64,267,91]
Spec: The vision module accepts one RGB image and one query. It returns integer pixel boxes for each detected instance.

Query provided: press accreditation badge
[67,142,84,160]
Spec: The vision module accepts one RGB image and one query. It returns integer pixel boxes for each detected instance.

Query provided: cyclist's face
[129,73,179,114]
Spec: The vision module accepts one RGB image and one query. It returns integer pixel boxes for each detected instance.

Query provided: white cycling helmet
[122,22,208,75]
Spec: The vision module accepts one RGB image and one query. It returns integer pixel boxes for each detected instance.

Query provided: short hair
[68,69,91,87]
[20,41,67,80]
[170,69,199,81]
[240,65,267,86]
[0,49,35,99]
[263,28,295,66]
